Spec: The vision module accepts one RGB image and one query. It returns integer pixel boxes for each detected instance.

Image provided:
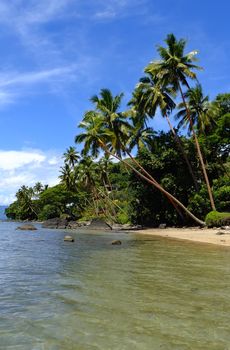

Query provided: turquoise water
[0,222,230,349]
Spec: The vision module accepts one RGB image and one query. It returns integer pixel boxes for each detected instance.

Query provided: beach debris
[111,240,122,245]
[64,235,75,242]
[16,224,37,231]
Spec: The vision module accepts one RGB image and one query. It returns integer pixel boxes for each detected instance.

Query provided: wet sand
[134,227,230,247]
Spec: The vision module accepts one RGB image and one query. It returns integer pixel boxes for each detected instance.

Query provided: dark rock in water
[42,218,68,229]
[64,235,75,242]
[216,231,226,235]
[111,240,122,245]
[159,223,167,229]
[16,224,37,231]
[86,218,112,230]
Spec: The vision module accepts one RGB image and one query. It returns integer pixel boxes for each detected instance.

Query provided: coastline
[133,227,230,247]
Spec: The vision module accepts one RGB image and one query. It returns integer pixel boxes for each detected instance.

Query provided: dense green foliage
[205,211,230,227]
[5,34,230,226]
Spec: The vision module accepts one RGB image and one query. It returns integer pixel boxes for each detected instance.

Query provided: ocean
[0,221,230,349]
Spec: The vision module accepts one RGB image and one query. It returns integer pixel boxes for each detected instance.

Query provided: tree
[145,33,216,211]
[15,185,38,220]
[59,163,75,191]
[129,74,199,189]
[63,146,80,169]
[33,182,44,196]
[176,84,218,136]
[75,102,205,225]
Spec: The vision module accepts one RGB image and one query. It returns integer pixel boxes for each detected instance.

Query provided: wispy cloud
[0,66,76,88]
[0,148,62,205]
[92,0,149,20]
[0,66,78,106]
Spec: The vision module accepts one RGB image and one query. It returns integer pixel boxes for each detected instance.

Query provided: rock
[64,235,75,242]
[221,226,230,231]
[111,240,122,245]
[112,223,124,230]
[117,224,142,231]
[67,221,81,229]
[159,223,167,229]
[78,221,91,227]
[42,218,68,229]
[216,231,225,235]
[16,224,37,231]
[86,218,112,230]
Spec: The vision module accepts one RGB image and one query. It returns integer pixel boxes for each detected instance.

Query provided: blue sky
[0,0,229,204]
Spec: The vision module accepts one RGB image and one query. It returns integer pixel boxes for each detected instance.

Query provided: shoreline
[132,227,230,247]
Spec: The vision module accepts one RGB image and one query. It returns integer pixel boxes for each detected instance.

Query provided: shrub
[38,204,60,221]
[116,212,130,225]
[205,211,230,227]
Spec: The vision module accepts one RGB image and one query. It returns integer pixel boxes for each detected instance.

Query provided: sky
[0,0,229,205]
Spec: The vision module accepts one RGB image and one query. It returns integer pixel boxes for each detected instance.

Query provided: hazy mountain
[0,206,7,220]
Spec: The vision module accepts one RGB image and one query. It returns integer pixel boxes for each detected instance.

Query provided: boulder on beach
[42,218,68,229]
[64,235,75,242]
[67,221,81,229]
[86,218,112,231]
[159,223,167,229]
[16,224,37,231]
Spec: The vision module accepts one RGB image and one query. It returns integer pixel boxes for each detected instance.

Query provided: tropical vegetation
[5,34,230,227]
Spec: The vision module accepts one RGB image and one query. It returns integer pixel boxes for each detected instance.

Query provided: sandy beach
[134,227,230,247]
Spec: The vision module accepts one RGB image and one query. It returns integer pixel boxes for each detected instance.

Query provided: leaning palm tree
[129,75,199,190]
[145,33,216,211]
[16,186,37,218]
[75,108,205,225]
[63,146,80,169]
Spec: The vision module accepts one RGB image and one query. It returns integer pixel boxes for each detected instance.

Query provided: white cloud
[0,148,62,205]
[0,150,45,170]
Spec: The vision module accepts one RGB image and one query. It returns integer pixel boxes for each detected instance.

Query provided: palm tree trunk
[178,82,216,211]
[125,149,185,221]
[97,186,126,213]
[164,112,199,191]
[102,144,205,226]
[102,178,117,217]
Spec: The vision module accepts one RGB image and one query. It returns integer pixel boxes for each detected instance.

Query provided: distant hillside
[0,206,7,220]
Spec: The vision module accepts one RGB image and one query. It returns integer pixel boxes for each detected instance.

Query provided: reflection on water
[0,221,230,349]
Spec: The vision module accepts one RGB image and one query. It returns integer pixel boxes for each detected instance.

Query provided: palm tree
[175,84,218,136]
[33,182,43,196]
[63,146,80,169]
[75,108,205,225]
[129,75,199,190]
[59,163,75,191]
[16,186,37,218]
[145,33,216,211]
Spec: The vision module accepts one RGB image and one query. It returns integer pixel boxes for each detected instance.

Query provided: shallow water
[0,222,230,349]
